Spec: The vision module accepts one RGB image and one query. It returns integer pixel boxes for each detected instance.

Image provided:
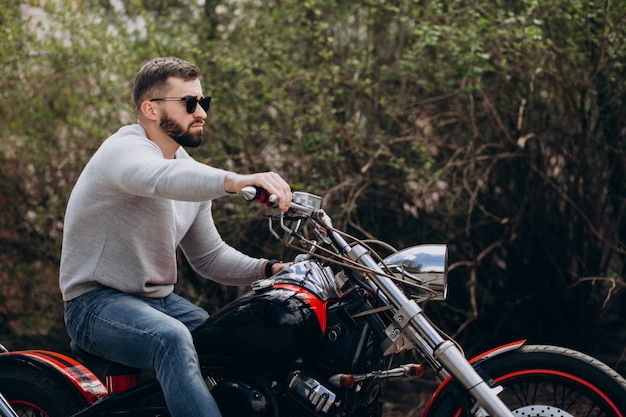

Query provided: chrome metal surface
[381,244,448,301]
[287,371,336,413]
[252,261,341,301]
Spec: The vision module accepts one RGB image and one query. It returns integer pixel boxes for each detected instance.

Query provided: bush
[0,1,624,373]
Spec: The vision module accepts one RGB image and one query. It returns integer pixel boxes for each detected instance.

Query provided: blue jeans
[64,286,222,417]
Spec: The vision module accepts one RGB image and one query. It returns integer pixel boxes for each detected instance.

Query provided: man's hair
[132,57,201,114]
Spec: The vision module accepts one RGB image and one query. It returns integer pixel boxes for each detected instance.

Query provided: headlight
[380,244,448,302]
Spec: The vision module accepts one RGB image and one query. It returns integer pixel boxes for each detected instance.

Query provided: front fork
[430,339,506,417]
[394,301,513,417]
[345,244,514,417]
[312,208,513,417]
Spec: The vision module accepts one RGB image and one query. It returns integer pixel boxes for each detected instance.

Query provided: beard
[159,112,203,148]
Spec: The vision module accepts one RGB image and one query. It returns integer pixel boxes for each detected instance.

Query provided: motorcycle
[1,187,625,417]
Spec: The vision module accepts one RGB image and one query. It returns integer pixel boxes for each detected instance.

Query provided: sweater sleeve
[179,201,265,285]
[98,128,230,202]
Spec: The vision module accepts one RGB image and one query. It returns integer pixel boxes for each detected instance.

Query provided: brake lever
[242,186,323,241]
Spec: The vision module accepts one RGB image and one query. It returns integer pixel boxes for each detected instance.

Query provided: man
[60,56,291,417]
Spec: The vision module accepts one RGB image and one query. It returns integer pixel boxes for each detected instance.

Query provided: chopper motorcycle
[1,187,625,417]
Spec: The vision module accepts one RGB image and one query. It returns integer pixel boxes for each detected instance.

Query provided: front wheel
[425,345,626,417]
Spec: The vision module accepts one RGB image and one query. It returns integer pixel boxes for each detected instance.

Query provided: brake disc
[512,405,574,417]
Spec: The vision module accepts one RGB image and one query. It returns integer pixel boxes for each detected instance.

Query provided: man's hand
[225,172,292,212]
[262,260,292,278]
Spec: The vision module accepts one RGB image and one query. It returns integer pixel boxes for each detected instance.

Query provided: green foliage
[0,0,625,374]
[0,0,141,345]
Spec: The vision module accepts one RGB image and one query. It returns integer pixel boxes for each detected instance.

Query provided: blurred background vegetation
[1,0,625,405]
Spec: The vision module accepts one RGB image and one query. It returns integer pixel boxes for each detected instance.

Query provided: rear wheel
[0,363,84,417]
[426,345,626,416]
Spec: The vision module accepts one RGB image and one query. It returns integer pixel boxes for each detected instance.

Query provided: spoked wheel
[425,345,626,417]
[493,370,620,416]
[0,364,85,417]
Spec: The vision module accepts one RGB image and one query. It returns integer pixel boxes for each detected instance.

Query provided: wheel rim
[448,369,623,417]
[494,369,622,417]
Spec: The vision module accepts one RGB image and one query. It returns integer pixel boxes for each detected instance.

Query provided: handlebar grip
[241,186,277,206]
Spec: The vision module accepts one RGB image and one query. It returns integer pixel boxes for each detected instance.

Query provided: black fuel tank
[193,286,325,370]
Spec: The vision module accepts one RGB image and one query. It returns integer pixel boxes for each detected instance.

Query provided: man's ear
[140,100,159,121]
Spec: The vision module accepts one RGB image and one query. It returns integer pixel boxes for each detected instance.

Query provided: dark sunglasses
[150,96,211,114]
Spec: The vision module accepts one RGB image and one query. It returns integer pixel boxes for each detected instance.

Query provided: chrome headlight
[381,244,448,302]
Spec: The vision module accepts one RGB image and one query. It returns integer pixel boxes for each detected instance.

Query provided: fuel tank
[193,261,339,371]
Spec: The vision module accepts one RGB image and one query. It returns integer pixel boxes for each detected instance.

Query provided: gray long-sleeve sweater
[59,124,264,301]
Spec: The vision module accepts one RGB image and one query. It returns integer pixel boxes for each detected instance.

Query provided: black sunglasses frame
[150,96,211,114]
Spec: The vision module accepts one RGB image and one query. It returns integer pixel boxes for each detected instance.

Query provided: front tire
[0,363,85,417]
[426,345,626,416]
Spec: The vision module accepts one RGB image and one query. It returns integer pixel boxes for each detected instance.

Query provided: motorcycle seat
[70,340,141,376]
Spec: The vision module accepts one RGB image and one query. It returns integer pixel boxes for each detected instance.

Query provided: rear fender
[0,350,108,405]
[422,340,526,417]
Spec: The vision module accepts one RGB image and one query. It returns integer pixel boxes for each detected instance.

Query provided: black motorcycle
[1,187,625,417]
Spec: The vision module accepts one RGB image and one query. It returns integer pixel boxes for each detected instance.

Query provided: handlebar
[241,186,277,206]
[241,186,322,220]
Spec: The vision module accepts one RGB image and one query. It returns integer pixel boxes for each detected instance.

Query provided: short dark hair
[132,57,201,114]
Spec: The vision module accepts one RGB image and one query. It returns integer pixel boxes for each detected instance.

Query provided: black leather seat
[70,340,141,376]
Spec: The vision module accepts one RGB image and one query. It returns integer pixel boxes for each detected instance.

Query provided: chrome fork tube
[344,242,514,417]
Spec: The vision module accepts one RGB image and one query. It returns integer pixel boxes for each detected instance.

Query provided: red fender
[0,350,108,404]
[422,340,526,417]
